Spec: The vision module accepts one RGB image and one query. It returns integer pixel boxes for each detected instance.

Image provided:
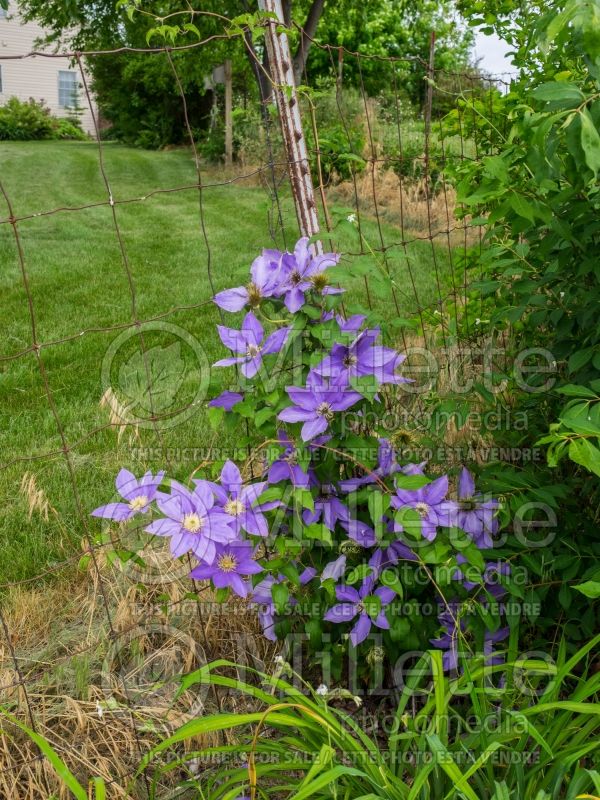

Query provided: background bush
[0,97,88,141]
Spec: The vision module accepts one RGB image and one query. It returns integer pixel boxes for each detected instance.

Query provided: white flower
[274,655,285,666]
[316,684,328,696]
[475,318,481,325]
[96,701,103,719]
[433,309,441,315]
[347,213,356,224]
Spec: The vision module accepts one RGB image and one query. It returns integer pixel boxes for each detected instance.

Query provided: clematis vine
[190,541,262,598]
[213,248,288,311]
[278,373,362,441]
[391,474,457,541]
[215,312,289,379]
[92,469,165,521]
[323,578,395,646]
[456,467,499,549]
[277,237,343,313]
[208,460,274,537]
[145,481,235,563]
[92,234,507,678]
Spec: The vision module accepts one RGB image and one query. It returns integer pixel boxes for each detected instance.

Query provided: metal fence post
[257,0,321,245]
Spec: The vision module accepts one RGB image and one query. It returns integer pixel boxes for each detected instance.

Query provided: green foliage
[6,638,600,799]
[55,117,88,141]
[0,98,59,141]
[0,98,88,141]
[442,0,600,648]
[17,0,474,149]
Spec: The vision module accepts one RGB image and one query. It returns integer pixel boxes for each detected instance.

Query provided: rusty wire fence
[0,16,512,798]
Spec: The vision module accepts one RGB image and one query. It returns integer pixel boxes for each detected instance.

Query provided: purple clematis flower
[484,626,510,666]
[208,460,273,537]
[320,555,347,583]
[456,467,499,549]
[303,484,349,529]
[189,541,262,598]
[278,237,343,313]
[208,391,243,411]
[267,430,310,487]
[391,474,457,541]
[214,312,290,379]
[315,328,408,387]
[341,518,377,547]
[213,249,287,311]
[452,558,510,600]
[339,438,401,492]
[320,312,367,332]
[278,374,362,441]
[145,480,235,564]
[323,578,395,646]
[91,469,165,521]
[250,575,281,641]
[250,567,315,641]
[299,566,318,584]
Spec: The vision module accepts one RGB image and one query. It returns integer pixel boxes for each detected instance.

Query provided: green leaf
[580,108,600,177]
[272,582,289,613]
[556,384,599,398]
[349,374,379,401]
[394,474,430,490]
[0,708,88,799]
[573,580,600,599]
[508,192,536,223]
[568,439,600,477]
[303,523,332,545]
[255,406,275,428]
[532,82,584,106]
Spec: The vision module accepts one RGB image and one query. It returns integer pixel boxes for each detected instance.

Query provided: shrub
[55,117,88,141]
[0,97,57,140]
[0,98,89,141]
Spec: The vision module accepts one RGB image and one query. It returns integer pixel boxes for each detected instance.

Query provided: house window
[58,70,78,108]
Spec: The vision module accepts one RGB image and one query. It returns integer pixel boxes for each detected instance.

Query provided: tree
[18,0,473,146]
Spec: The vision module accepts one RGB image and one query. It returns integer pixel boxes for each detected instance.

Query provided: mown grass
[0,140,453,585]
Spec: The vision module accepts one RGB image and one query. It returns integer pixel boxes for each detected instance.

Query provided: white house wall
[0,1,97,135]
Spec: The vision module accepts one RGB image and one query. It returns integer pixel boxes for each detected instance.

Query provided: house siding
[0,2,97,135]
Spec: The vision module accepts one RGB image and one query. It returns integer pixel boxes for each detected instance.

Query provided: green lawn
[0,141,452,585]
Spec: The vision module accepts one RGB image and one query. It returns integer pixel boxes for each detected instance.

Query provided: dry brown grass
[327,159,475,246]
[0,535,275,798]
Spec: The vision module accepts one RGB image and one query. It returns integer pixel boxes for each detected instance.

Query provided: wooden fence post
[257,0,321,246]
[224,58,233,167]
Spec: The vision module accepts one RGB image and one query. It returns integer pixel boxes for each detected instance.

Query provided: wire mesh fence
[0,14,512,796]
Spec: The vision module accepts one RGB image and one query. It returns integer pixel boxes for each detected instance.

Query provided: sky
[472,30,518,77]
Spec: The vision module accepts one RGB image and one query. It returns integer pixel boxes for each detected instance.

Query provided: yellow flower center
[247,344,262,358]
[310,272,329,291]
[247,282,262,307]
[218,554,237,573]
[316,402,334,420]
[129,495,149,511]
[415,502,430,518]
[224,498,245,516]
[182,513,204,533]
